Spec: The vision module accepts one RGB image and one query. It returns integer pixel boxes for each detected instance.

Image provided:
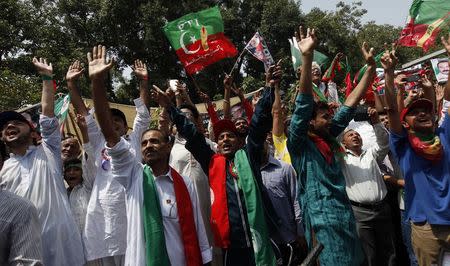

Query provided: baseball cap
[213,119,238,142]
[400,98,433,121]
[0,111,34,130]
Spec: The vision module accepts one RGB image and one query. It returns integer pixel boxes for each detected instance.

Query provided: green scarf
[142,165,170,266]
[234,150,276,266]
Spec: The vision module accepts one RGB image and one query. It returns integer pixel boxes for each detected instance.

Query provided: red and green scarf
[209,150,276,266]
[142,166,202,266]
[308,132,345,164]
[407,131,443,162]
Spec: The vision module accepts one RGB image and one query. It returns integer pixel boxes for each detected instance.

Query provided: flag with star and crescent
[163,6,238,75]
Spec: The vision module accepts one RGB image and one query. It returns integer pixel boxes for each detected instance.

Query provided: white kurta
[83,98,150,261]
[0,115,85,266]
[67,142,96,236]
[109,138,212,266]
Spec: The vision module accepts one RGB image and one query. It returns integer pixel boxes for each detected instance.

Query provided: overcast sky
[300,0,411,27]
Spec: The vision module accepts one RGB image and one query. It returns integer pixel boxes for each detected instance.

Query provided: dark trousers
[223,247,255,266]
[351,200,397,266]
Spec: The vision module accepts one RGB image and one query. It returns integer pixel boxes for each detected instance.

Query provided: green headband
[64,163,82,170]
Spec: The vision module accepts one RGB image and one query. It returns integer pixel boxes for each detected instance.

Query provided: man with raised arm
[67,54,151,264]
[287,26,377,265]
[153,64,282,266]
[0,58,85,265]
[88,45,211,266]
[382,37,450,265]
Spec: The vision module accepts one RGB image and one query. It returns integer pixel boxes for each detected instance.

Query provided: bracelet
[42,75,53,81]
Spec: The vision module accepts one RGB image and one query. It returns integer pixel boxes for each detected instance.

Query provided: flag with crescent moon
[163,6,238,75]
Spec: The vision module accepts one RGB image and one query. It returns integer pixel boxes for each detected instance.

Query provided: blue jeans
[400,210,419,266]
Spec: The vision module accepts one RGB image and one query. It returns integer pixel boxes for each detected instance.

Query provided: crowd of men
[0,26,449,266]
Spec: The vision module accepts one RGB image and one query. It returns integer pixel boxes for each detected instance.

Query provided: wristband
[42,75,53,81]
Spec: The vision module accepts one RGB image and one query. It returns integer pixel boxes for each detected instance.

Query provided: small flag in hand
[245,32,274,71]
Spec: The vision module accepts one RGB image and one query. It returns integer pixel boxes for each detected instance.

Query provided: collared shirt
[0,190,43,265]
[83,98,150,261]
[169,134,216,246]
[341,123,390,203]
[67,142,96,234]
[108,138,212,266]
[0,115,85,266]
[380,151,405,210]
[260,156,303,244]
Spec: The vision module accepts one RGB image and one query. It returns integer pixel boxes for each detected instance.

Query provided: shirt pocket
[160,194,178,220]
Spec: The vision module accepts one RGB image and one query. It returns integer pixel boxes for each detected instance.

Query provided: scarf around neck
[142,166,202,266]
[308,132,345,164]
[209,150,276,266]
[407,130,443,162]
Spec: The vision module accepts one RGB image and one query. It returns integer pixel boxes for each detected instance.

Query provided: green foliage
[1,0,446,111]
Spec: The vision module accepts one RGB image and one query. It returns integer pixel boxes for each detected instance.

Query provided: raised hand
[368,107,380,124]
[230,85,245,99]
[361,42,376,66]
[132,59,148,80]
[87,45,115,80]
[152,85,172,108]
[66,60,84,81]
[75,113,87,132]
[32,57,53,76]
[441,34,450,56]
[334,52,345,61]
[198,90,211,103]
[380,43,397,71]
[295,26,317,56]
[223,74,233,89]
[265,59,283,87]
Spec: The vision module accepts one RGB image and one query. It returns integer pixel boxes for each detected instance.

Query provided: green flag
[398,0,450,52]
[163,6,238,75]
[289,37,329,73]
[54,94,70,125]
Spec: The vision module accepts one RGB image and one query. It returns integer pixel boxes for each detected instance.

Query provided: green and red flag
[288,37,329,73]
[344,57,353,97]
[398,0,450,52]
[351,52,384,102]
[322,56,344,82]
[163,6,238,75]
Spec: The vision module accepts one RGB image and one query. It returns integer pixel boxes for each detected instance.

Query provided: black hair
[110,108,127,126]
[233,116,248,124]
[179,104,200,120]
[63,158,82,171]
[311,101,330,119]
[141,128,172,144]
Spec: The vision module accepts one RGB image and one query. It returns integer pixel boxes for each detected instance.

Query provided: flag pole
[228,49,247,76]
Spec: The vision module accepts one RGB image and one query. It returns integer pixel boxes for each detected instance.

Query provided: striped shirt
[0,190,43,265]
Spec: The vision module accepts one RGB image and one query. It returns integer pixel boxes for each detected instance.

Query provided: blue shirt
[390,112,450,225]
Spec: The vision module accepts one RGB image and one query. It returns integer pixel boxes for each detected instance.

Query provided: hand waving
[152,85,172,109]
[361,42,376,67]
[295,26,317,56]
[32,57,53,76]
[380,43,397,71]
[132,59,148,80]
[66,60,84,81]
[87,45,115,80]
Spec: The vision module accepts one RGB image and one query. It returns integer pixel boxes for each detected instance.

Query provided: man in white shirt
[87,45,211,265]
[0,58,85,266]
[67,57,151,264]
[340,107,396,266]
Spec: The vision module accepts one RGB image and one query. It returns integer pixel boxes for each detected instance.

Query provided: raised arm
[132,59,150,108]
[367,108,389,161]
[152,85,214,174]
[381,45,403,135]
[76,114,96,190]
[343,42,376,107]
[295,26,317,95]
[272,75,284,137]
[32,57,55,117]
[66,60,88,116]
[223,75,232,119]
[88,45,118,147]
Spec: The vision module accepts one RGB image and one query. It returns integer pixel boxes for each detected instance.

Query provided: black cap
[0,111,32,130]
